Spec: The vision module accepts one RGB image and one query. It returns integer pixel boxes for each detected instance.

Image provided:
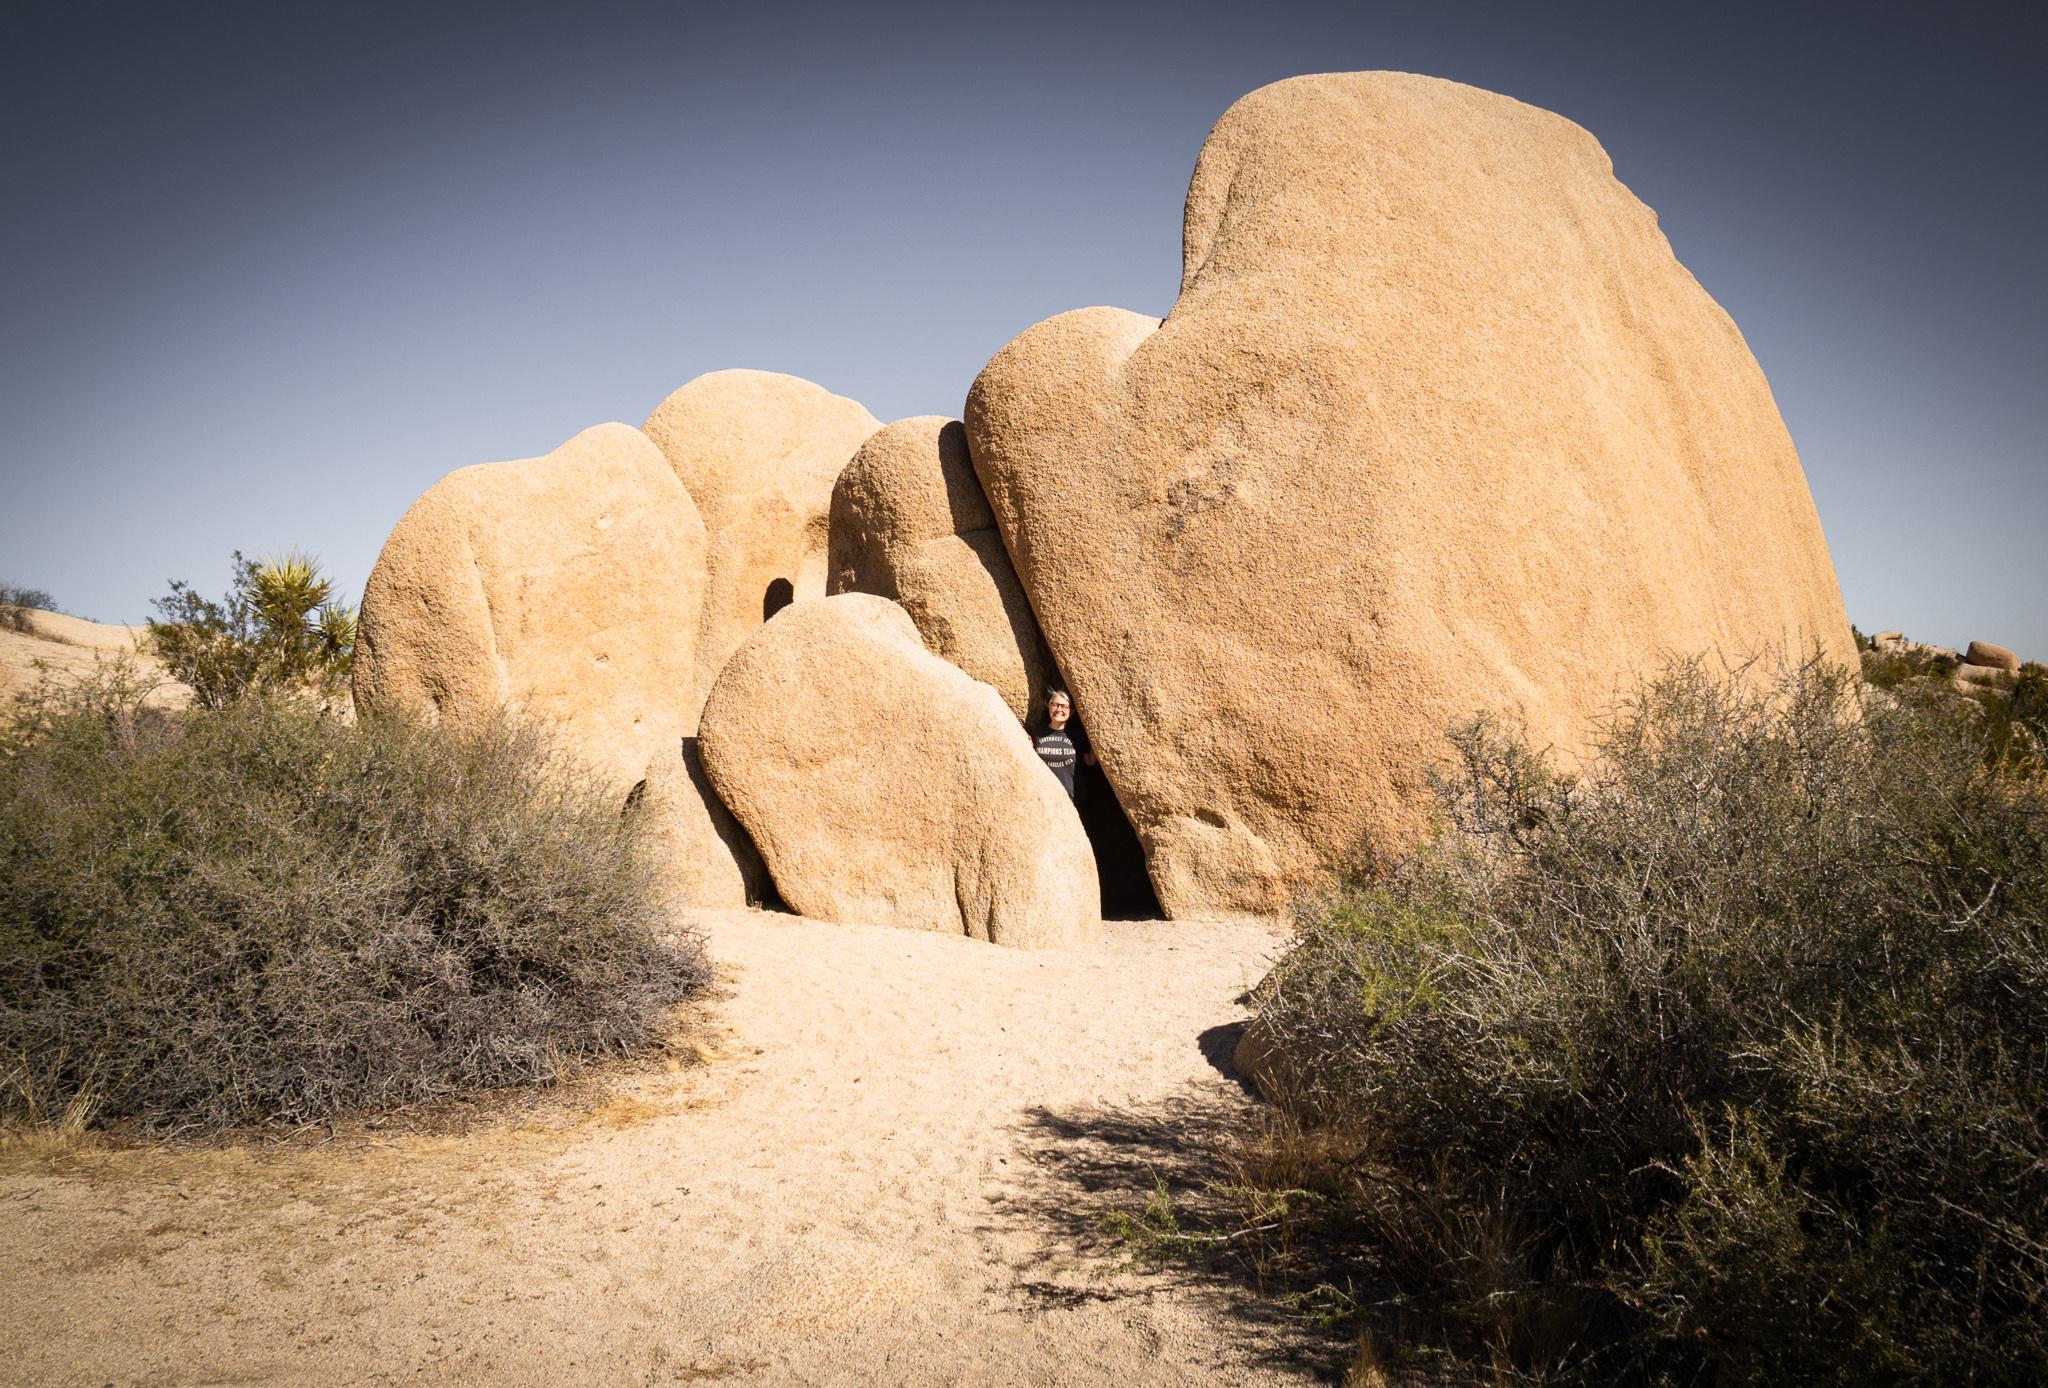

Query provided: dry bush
[0,583,57,632]
[1242,657,2048,1384]
[0,666,709,1135]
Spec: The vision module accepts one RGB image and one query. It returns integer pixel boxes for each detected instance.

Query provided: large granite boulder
[697,595,1098,947]
[1964,640,2021,674]
[965,72,1856,918]
[642,370,880,716]
[353,423,703,797]
[826,416,1054,721]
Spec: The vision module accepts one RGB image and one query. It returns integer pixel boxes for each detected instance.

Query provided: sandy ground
[0,908,1347,1386]
[0,608,190,710]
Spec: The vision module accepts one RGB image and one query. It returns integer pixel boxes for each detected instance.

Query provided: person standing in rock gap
[1032,688,1094,801]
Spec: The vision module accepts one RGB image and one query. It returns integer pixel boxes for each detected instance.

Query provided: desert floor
[0,907,1352,1385]
[0,609,189,711]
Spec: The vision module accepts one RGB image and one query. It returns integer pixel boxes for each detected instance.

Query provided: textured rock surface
[634,739,773,909]
[698,595,1098,946]
[642,370,880,715]
[965,71,1856,917]
[827,416,1054,720]
[354,423,705,797]
[1964,640,2021,673]
[1954,662,2013,688]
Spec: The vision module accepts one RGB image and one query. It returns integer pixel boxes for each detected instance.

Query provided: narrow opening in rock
[762,577,794,620]
[1076,761,1161,919]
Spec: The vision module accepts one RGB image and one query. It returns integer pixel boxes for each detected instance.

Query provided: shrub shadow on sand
[998,1092,1360,1381]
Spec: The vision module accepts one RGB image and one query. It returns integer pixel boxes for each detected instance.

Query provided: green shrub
[1246,658,2047,1384]
[0,667,708,1134]
[1859,641,1954,690]
[148,551,356,708]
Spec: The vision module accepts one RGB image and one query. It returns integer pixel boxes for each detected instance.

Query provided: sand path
[1,908,1337,1385]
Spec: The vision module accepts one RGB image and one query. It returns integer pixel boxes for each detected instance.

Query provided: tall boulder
[697,595,1098,947]
[965,72,1856,918]
[641,370,880,716]
[826,416,1055,720]
[353,423,703,797]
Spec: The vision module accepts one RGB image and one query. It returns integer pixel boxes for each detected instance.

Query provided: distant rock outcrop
[827,416,1054,721]
[642,370,880,717]
[1964,640,2021,674]
[966,71,1855,917]
[698,595,1098,946]
[353,423,705,797]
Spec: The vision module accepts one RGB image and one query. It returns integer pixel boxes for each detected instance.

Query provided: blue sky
[3,0,2042,657]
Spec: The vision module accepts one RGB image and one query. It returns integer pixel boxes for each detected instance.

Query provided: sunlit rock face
[965,71,1854,918]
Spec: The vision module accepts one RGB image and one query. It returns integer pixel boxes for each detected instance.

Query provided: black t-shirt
[1032,726,1082,800]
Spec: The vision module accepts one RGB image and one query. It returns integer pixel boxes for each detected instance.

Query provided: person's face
[1047,694,1070,727]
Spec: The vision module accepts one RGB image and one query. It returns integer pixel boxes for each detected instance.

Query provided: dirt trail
[1,908,1340,1385]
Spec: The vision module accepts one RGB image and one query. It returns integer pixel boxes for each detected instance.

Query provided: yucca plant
[148,550,357,708]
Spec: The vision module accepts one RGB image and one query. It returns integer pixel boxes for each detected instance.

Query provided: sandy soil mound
[0,608,190,711]
[0,909,1335,1385]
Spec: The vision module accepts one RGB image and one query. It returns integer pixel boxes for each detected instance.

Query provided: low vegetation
[0,583,57,632]
[1170,657,2045,1384]
[148,550,357,707]
[1,665,709,1135]
[1858,636,2047,776]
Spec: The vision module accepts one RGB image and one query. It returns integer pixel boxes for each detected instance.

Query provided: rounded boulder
[642,370,880,717]
[353,422,704,797]
[697,594,1098,947]
[965,72,1857,917]
[826,416,1055,721]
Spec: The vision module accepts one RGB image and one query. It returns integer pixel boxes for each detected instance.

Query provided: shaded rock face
[826,416,1055,721]
[635,738,775,908]
[965,71,1855,918]
[642,370,881,717]
[697,595,1099,947]
[353,423,704,797]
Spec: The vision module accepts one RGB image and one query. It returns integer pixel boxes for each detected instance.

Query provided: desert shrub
[1859,641,1955,690]
[0,667,708,1134]
[0,583,57,632]
[1245,658,2047,1384]
[148,550,356,707]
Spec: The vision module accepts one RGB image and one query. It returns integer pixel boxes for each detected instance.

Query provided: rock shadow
[1197,1021,1259,1097]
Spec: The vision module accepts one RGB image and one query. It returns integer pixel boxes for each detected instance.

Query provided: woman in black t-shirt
[1031,688,1093,800]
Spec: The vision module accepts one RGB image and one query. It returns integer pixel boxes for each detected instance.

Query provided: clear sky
[3,0,2042,658]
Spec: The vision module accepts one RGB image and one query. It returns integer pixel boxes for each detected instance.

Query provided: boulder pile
[355,71,1858,938]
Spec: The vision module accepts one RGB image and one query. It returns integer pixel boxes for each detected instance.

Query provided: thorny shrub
[1238,657,2047,1385]
[0,665,709,1135]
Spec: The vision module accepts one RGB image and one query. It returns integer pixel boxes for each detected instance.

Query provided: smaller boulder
[1955,663,2013,689]
[698,594,1098,947]
[633,739,773,909]
[827,416,1055,720]
[1964,640,2021,674]
[1231,1021,1295,1102]
[641,370,881,715]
